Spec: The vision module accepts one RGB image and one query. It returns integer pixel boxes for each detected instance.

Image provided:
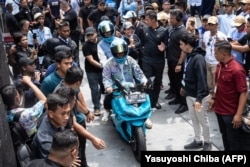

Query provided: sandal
[94,110,101,116]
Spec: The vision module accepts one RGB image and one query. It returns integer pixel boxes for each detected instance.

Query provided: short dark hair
[13,32,26,44]
[180,33,197,48]
[0,84,17,110]
[55,86,75,103]
[58,21,70,29]
[55,50,72,63]
[214,40,232,55]
[145,10,157,20]
[64,67,84,85]
[47,93,69,112]
[51,129,78,153]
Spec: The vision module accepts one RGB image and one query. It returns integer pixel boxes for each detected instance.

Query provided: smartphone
[227,38,233,42]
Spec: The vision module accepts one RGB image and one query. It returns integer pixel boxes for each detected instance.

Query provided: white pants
[186,95,211,143]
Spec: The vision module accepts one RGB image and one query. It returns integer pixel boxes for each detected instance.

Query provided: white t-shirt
[203,31,227,64]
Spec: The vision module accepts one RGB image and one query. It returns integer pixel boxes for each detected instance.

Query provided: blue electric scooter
[110,79,152,162]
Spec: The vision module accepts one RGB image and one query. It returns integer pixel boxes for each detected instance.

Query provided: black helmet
[98,20,115,43]
[110,38,128,64]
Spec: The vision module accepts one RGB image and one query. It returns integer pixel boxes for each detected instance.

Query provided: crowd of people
[1,0,250,166]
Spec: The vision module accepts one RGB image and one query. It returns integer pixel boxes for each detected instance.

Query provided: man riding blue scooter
[102,38,152,162]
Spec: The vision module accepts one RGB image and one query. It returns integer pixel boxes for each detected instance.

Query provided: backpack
[9,110,46,167]
[9,110,32,167]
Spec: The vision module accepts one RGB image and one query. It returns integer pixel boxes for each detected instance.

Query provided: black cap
[85,27,96,35]
[19,57,35,67]
[98,0,105,5]
[54,45,72,53]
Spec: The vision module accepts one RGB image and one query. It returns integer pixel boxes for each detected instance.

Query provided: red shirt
[214,58,247,115]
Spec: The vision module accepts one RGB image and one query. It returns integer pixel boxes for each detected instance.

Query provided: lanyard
[181,56,192,87]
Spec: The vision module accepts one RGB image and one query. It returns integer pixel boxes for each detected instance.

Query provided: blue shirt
[217,14,235,36]
[227,28,246,64]
[28,27,52,46]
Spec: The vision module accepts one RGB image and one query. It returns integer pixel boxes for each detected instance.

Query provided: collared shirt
[203,31,227,64]
[217,13,236,36]
[28,27,52,46]
[227,28,246,64]
[7,101,44,137]
[102,56,147,89]
[214,58,247,115]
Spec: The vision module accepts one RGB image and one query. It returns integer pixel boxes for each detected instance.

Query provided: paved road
[79,49,224,167]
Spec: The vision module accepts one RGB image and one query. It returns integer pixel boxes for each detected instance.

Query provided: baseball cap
[202,14,211,20]
[233,15,246,27]
[123,22,134,29]
[222,1,235,7]
[123,11,137,19]
[34,12,44,20]
[157,12,168,21]
[207,16,218,24]
[19,57,35,67]
[85,27,96,35]
[98,0,106,5]
[240,0,250,4]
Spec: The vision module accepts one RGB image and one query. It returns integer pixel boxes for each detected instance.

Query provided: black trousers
[77,120,88,167]
[141,61,165,105]
[167,60,186,105]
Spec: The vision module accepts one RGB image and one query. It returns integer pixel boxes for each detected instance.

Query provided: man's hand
[106,87,113,94]
[86,112,94,122]
[158,42,165,52]
[208,98,214,111]
[91,137,105,149]
[34,71,41,81]
[180,88,185,96]
[70,156,81,167]
[194,102,202,112]
[232,114,242,129]
[22,75,32,85]
[175,65,181,73]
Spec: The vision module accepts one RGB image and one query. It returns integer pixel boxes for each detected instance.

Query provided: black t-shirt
[167,25,188,62]
[79,5,96,30]
[63,7,78,31]
[82,38,102,73]
[88,8,119,29]
[238,34,250,72]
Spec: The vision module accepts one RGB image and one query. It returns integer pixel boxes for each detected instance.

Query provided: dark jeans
[77,120,88,167]
[86,72,103,110]
[190,5,201,17]
[104,93,113,110]
[141,61,165,105]
[215,113,241,150]
[167,60,186,104]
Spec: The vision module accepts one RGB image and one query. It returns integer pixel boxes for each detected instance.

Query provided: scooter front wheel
[131,126,146,162]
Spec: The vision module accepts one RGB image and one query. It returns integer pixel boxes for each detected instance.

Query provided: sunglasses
[207,38,213,46]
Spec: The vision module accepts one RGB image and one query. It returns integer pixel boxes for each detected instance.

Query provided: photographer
[27,13,52,71]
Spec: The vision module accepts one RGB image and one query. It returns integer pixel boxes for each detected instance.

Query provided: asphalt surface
[79,50,224,167]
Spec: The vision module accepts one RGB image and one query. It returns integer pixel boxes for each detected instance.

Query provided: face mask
[114,56,127,64]
[103,36,114,43]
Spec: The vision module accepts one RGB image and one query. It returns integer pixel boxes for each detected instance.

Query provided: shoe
[94,109,101,116]
[164,88,171,94]
[202,142,212,151]
[165,93,176,100]
[168,98,180,105]
[175,105,188,114]
[152,102,161,109]
[145,118,153,129]
[101,110,109,124]
[184,140,203,149]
